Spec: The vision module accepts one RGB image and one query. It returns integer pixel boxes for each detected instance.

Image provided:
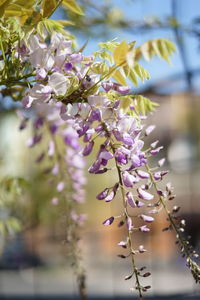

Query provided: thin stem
[145,163,200,283]
[105,136,144,298]
[0,38,6,63]
[115,160,144,299]
[83,60,126,96]
[145,164,190,256]
[0,72,36,87]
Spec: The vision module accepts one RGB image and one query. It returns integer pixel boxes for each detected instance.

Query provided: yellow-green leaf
[98,39,119,52]
[120,96,132,110]
[0,0,35,22]
[42,0,61,18]
[113,40,129,65]
[112,69,127,85]
[126,50,135,68]
[0,0,13,17]
[0,0,9,5]
[134,95,159,115]
[56,19,74,26]
[62,0,84,15]
[129,69,138,86]
[133,63,150,82]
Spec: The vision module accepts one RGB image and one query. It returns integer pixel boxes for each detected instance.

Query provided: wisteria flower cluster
[4,29,200,299]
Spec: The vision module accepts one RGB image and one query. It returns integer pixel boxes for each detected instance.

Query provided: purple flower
[121,132,134,146]
[126,217,133,231]
[138,245,147,253]
[161,170,169,176]
[130,154,141,167]
[49,124,58,134]
[64,62,73,71]
[145,125,156,136]
[96,188,109,200]
[122,171,139,188]
[52,164,59,175]
[82,141,94,156]
[158,158,165,167]
[77,123,90,137]
[135,200,145,207]
[126,192,137,208]
[99,149,113,161]
[139,225,150,232]
[138,188,154,201]
[63,127,80,150]
[88,159,101,174]
[57,181,65,192]
[154,172,162,181]
[104,191,115,202]
[69,52,83,63]
[115,147,130,165]
[113,83,130,95]
[117,240,127,247]
[102,81,114,92]
[36,68,47,80]
[26,134,42,147]
[140,214,154,223]
[103,216,114,226]
[150,146,163,156]
[136,170,149,179]
[151,140,159,148]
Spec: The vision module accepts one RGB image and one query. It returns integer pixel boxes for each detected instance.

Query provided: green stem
[83,60,126,96]
[0,72,36,87]
[103,125,144,299]
[0,38,6,63]
[114,160,144,299]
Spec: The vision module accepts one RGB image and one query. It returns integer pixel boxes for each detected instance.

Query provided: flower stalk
[145,163,200,284]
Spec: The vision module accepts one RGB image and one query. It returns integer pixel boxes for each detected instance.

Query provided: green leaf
[112,69,127,85]
[134,95,159,115]
[129,68,138,86]
[120,95,132,110]
[135,38,176,63]
[37,19,66,36]
[1,0,35,22]
[66,75,79,96]
[62,0,84,15]
[42,0,61,18]
[113,40,129,65]
[56,19,74,26]
[98,39,119,52]
[91,62,109,75]
[133,63,150,82]
[95,50,113,64]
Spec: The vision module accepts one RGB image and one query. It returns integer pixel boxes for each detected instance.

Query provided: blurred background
[1,0,200,298]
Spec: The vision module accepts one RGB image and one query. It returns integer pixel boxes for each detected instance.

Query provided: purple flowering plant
[0,1,200,299]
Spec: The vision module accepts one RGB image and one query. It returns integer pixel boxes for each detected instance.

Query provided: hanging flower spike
[12,27,199,299]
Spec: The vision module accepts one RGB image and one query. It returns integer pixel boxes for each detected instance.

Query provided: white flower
[30,48,54,70]
[48,72,69,95]
[88,95,109,107]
